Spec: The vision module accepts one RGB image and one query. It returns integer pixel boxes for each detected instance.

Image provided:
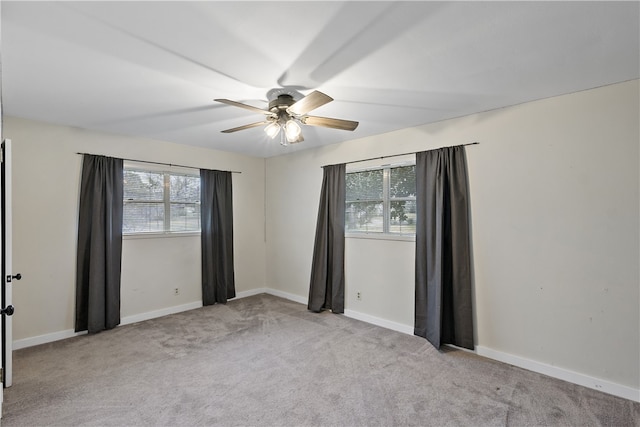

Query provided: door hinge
[0,367,4,383]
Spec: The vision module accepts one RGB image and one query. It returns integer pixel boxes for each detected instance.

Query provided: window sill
[346,232,415,242]
[123,231,200,240]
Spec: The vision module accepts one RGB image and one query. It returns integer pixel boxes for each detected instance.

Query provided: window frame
[122,162,201,239]
[345,159,416,242]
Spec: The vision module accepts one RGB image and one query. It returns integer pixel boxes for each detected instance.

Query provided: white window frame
[123,162,201,239]
[345,156,416,242]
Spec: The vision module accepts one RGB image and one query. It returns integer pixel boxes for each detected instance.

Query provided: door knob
[6,273,21,282]
[1,305,14,316]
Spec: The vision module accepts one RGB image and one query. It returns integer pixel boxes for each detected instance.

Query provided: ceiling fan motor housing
[268,94,298,124]
[269,94,296,113]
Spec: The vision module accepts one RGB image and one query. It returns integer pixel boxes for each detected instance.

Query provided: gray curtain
[200,169,236,305]
[415,146,474,350]
[75,155,123,333]
[308,164,346,313]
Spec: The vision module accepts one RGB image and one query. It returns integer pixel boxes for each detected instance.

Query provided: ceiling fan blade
[221,121,269,133]
[302,116,359,131]
[287,91,333,116]
[214,99,271,115]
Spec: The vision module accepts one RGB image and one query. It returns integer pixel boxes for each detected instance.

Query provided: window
[123,168,200,234]
[346,164,416,235]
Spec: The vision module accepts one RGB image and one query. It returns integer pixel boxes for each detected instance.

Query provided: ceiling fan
[214,90,359,146]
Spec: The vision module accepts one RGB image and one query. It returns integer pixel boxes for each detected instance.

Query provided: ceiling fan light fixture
[284,119,301,140]
[279,131,289,147]
[265,122,280,139]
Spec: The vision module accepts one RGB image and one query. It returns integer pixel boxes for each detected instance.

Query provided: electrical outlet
[174,288,179,295]
[356,291,362,301]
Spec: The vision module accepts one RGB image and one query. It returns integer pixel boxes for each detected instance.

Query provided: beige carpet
[2,294,638,426]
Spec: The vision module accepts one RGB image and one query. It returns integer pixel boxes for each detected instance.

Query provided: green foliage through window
[346,164,416,235]
[123,169,200,234]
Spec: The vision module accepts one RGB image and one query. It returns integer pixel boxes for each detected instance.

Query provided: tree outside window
[123,169,200,234]
[346,164,415,235]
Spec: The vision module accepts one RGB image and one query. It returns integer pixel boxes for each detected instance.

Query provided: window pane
[390,165,416,198]
[170,203,201,232]
[389,200,416,234]
[346,201,384,232]
[170,174,200,202]
[345,163,416,236]
[123,168,202,235]
[123,202,164,233]
[346,169,383,201]
[124,170,164,201]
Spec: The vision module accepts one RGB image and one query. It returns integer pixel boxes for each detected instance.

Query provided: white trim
[346,232,415,242]
[264,288,307,305]
[266,290,640,402]
[13,329,87,350]
[344,309,414,335]
[235,288,269,299]
[121,301,203,326]
[3,139,14,386]
[476,345,640,403]
[13,291,267,350]
[119,289,296,325]
[12,289,639,403]
[264,289,414,335]
[123,231,200,240]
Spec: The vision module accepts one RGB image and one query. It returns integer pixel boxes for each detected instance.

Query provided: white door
[1,0,4,417]
[0,138,3,415]
[1,139,17,395]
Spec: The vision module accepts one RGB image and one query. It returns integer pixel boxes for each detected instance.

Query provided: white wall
[266,80,639,394]
[5,80,638,400]
[5,117,266,341]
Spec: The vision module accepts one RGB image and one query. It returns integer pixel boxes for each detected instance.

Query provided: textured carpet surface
[2,294,638,426]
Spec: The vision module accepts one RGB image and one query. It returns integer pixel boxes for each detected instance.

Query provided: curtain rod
[76,153,242,174]
[322,142,479,168]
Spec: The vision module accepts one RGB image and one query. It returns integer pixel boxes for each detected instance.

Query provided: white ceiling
[2,1,638,158]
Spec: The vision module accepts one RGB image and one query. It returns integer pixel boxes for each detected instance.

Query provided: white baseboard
[13,329,88,350]
[120,289,275,325]
[121,301,203,326]
[476,345,640,403]
[14,291,266,350]
[344,309,414,335]
[235,288,269,299]
[264,288,307,305]
[12,289,639,403]
[13,302,205,350]
[266,291,639,403]
[262,289,414,335]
